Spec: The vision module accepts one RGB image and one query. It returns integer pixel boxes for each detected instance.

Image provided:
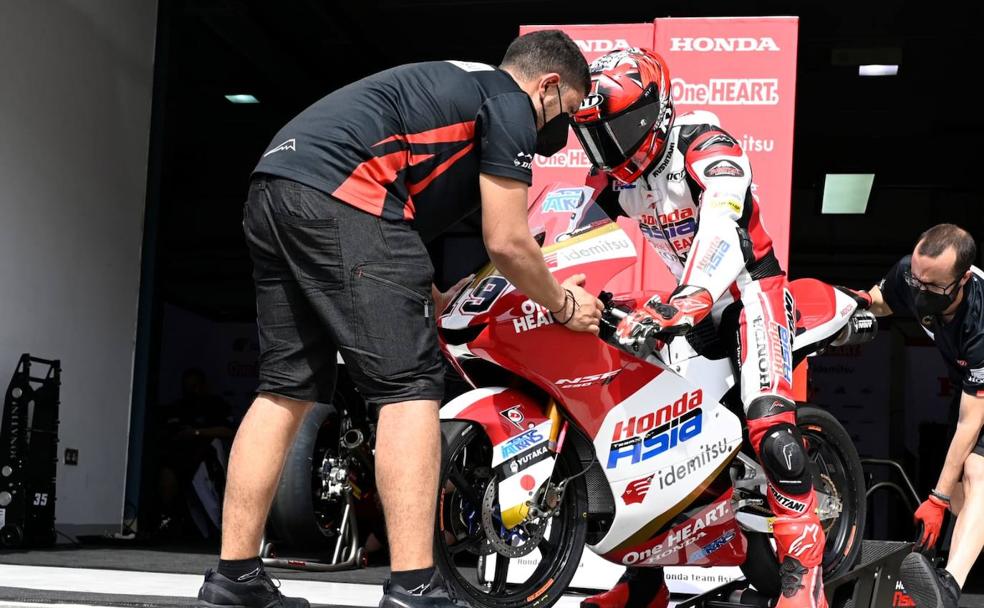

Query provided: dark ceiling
[151,0,984,321]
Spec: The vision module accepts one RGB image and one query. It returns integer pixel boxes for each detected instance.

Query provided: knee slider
[759,423,812,496]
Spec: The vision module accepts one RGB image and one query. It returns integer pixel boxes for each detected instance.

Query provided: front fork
[507,399,569,525]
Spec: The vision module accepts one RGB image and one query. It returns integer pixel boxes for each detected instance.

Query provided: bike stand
[824,541,911,608]
[676,540,913,608]
[260,493,368,573]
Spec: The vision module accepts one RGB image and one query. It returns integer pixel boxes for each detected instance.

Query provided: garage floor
[0,544,981,608]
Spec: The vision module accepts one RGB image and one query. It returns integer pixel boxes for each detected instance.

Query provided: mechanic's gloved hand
[836,286,873,310]
[913,494,948,552]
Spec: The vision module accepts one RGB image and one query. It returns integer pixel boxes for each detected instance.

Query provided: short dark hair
[916,223,977,276]
[500,30,590,95]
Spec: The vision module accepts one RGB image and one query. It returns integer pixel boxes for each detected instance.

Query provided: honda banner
[520,18,797,296]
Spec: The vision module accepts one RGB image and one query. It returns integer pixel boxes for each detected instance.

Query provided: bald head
[914,224,976,279]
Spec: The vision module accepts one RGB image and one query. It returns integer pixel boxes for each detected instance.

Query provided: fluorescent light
[858,65,898,77]
[822,174,874,214]
[225,94,259,104]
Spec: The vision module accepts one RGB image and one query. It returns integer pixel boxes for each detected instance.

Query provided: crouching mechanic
[570,48,828,608]
[858,224,984,608]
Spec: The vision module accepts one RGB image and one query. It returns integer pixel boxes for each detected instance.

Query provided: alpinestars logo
[789,524,820,558]
[263,138,296,157]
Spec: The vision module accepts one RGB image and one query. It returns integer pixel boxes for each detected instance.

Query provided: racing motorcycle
[434,184,876,608]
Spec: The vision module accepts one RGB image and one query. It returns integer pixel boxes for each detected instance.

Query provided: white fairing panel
[589,366,743,555]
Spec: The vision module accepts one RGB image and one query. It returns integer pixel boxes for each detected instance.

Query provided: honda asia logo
[621,475,654,505]
[556,369,621,389]
[575,38,631,54]
[696,237,731,274]
[670,37,780,53]
[894,581,916,607]
[638,207,696,251]
[607,389,704,469]
[501,428,545,459]
[671,78,779,106]
[752,317,792,390]
[622,501,729,565]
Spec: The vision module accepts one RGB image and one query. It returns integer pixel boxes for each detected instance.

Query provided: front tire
[435,421,587,608]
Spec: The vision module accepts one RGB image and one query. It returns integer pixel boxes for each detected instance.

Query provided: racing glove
[835,286,873,310]
[615,286,713,353]
[913,494,948,552]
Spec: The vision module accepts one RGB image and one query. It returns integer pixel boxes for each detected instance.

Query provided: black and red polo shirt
[254,60,537,241]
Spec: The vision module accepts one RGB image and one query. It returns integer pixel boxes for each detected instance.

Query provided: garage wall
[0,0,158,531]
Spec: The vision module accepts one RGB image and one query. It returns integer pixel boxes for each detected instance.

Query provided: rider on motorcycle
[571,48,827,608]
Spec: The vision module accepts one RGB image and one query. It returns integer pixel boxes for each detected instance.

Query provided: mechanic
[196,30,603,608]
[862,224,984,608]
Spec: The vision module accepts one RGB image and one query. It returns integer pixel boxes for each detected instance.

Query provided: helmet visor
[573,87,662,171]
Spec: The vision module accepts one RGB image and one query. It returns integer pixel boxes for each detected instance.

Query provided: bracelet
[930,489,951,504]
[550,290,578,325]
[548,291,568,316]
[560,290,580,325]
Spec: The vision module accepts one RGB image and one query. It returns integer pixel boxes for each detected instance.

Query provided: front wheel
[435,421,587,608]
[741,405,866,596]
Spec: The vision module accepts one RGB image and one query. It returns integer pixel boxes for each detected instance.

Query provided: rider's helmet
[572,48,675,184]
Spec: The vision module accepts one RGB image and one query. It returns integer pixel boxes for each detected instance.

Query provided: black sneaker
[197,569,310,608]
[379,572,467,608]
[899,553,961,608]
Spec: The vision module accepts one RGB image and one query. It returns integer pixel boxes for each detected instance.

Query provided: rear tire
[740,405,866,595]
[266,402,337,550]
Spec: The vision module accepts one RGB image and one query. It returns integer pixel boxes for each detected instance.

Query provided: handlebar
[598,291,672,353]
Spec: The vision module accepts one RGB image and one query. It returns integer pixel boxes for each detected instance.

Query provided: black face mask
[536,84,570,157]
[913,287,959,324]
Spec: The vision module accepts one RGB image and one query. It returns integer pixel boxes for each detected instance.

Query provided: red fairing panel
[440,387,550,446]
